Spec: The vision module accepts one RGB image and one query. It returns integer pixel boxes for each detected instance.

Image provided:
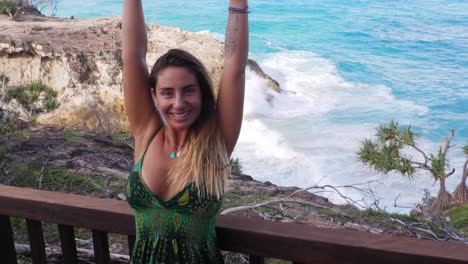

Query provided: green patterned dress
[126,127,225,263]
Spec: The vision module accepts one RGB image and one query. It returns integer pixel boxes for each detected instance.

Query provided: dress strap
[137,125,164,163]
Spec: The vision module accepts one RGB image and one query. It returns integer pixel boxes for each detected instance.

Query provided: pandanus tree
[357,121,457,213]
[453,144,468,202]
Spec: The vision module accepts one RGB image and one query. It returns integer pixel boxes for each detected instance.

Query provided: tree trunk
[453,160,468,202]
[430,177,453,213]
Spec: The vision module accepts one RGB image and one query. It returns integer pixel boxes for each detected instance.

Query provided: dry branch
[15,243,129,263]
[222,180,377,217]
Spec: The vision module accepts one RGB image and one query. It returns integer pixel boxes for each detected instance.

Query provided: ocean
[56,0,467,213]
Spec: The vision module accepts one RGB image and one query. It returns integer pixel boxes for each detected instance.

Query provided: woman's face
[152,66,202,130]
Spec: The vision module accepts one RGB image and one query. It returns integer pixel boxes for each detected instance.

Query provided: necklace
[170,150,180,159]
[167,135,183,159]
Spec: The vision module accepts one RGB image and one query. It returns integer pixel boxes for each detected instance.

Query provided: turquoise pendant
[170,152,177,159]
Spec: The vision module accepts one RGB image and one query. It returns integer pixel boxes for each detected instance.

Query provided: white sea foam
[233,50,462,213]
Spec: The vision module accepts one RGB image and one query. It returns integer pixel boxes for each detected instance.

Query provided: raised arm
[217,0,249,156]
[122,0,161,139]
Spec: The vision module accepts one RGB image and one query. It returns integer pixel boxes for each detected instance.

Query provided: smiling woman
[121,0,248,263]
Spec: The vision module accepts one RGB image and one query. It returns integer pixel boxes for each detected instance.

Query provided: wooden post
[26,219,47,264]
[0,215,18,264]
[92,230,110,264]
[58,224,78,264]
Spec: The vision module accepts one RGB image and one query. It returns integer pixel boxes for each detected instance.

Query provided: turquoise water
[56,1,467,212]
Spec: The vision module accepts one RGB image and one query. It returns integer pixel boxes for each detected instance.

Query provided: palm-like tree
[453,144,468,202]
[358,121,456,213]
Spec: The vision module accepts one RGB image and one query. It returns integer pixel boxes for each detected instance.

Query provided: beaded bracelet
[228,6,250,13]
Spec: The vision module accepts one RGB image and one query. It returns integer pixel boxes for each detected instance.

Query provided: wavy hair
[149,49,230,199]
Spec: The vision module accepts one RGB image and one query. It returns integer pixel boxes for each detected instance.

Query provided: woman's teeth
[171,112,189,118]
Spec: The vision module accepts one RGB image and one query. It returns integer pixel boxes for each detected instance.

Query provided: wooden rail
[0,184,467,264]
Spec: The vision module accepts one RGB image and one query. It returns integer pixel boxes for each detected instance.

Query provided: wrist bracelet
[228,6,250,13]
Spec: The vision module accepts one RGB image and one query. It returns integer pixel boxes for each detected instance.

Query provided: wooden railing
[1,184,467,264]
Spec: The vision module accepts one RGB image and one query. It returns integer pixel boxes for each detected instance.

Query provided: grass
[13,131,32,140]
[447,204,468,233]
[318,208,343,219]
[112,132,130,141]
[1,164,104,195]
[63,130,83,143]
[357,209,423,223]
[317,206,424,225]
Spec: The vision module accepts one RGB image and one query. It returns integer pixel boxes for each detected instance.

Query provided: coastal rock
[0,16,281,133]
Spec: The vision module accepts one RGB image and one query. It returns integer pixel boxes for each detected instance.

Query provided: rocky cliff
[0,15,280,133]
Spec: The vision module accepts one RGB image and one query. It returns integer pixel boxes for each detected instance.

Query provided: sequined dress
[126,127,225,263]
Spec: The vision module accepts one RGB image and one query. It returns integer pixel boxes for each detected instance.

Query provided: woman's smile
[170,110,190,119]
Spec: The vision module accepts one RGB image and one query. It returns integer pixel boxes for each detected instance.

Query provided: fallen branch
[222,180,378,219]
[15,243,130,263]
[221,198,332,215]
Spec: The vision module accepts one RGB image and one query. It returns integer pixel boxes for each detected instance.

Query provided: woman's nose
[174,93,185,109]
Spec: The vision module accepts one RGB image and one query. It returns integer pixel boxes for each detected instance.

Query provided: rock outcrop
[0,16,280,133]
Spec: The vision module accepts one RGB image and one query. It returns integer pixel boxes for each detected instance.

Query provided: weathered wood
[216,215,468,264]
[0,185,135,235]
[1,185,468,264]
[128,235,136,260]
[0,215,18,264]
[25,219,47,264]
[249,255,264,264]
[92,230,110,264]
[58,224,78,264]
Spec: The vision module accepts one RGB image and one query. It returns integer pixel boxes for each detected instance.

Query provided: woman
[122,0,248,263]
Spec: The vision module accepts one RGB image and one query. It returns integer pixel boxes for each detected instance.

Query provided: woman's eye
[185,88,195,94]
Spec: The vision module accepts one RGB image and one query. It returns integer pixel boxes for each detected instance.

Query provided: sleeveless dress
[126,126,225,263]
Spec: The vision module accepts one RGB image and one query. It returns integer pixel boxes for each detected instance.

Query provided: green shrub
[4,80,60,114]
[0,73,9,85]
[0,109,17,168]
[447,204,468,233]
[43,98,60,111]
[230,157,243,175]
[0,0,22,19]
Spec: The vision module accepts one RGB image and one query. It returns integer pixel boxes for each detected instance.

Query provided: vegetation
[446,204,468,234]
[0,73,9,85]
[1,164,103,194]
[27,0,58,16]
[230,157,243,175]
[0,0,57,19]
[358,120,464,213]
[4,80,60,115]
[0,0,22,19]
[453,143,468,202]
[63,130,84,143]
[0,109,18,178]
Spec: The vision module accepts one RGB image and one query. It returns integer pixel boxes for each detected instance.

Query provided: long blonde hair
[149,49,231,199]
